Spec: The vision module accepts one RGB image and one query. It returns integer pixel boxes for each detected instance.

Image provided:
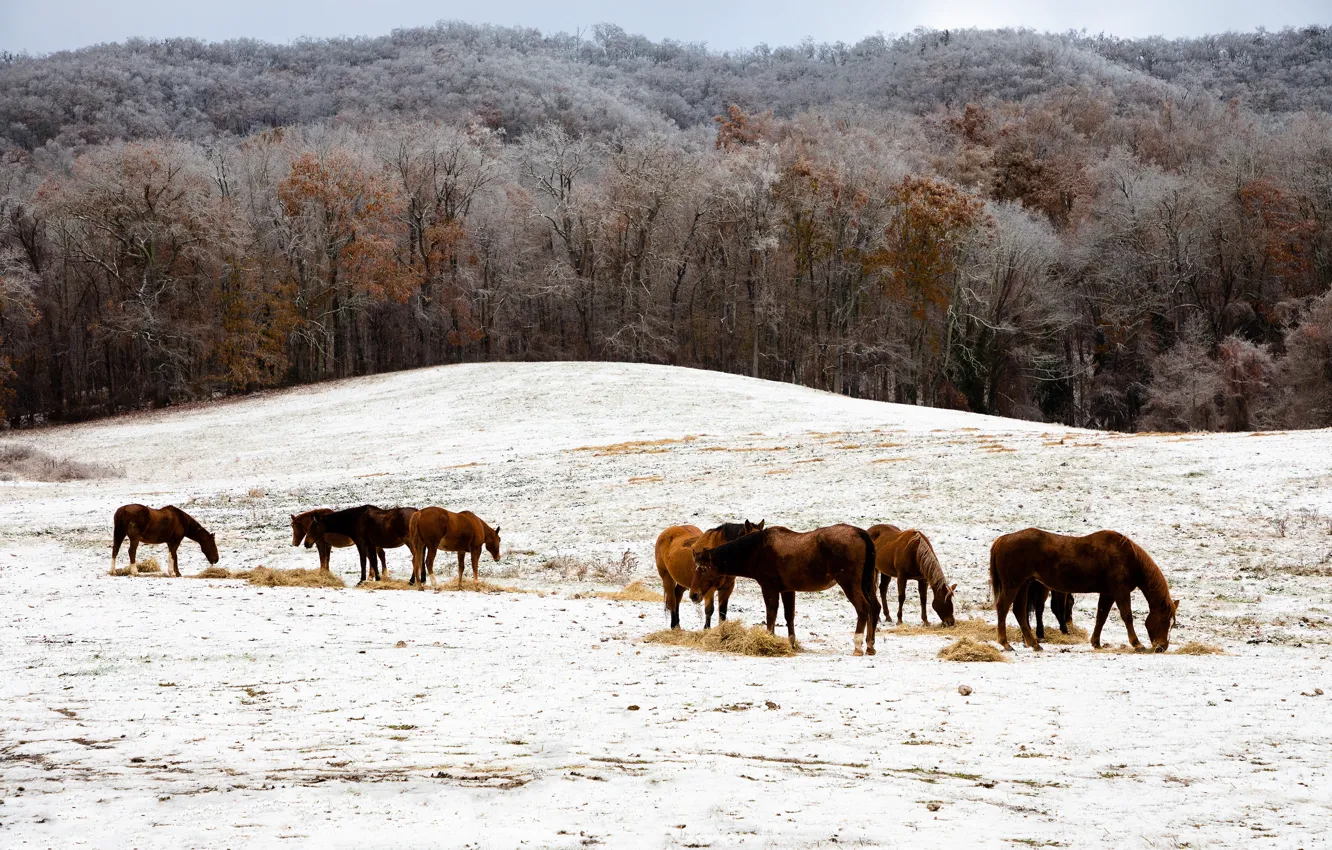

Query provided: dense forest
[1,23,1330,430]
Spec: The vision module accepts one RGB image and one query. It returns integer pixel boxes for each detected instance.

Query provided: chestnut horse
[308,505,417,583]
[290,509,384,573]
[407,507,501,589]
[654,520,762,630]
[111,504,219,577]
[692,524,879,656]
[1027,583,1075,640]
[867,524,957,626]
[990,528,1179,652]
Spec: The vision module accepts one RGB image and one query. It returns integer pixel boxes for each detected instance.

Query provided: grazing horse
[111,504,219,577]
[654,520,762,630]
[692,524,879,656]
[1026,582,1075,640]
[990,528,1179,652]
[308,505,417,583]
[407,507,502,590]
[290,509,384,573]
[867,524,957,627]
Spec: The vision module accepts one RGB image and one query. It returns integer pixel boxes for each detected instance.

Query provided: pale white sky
[1,0,1328,55]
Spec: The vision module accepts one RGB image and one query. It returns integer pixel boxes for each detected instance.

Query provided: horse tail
[988,543,1000,606]
[407,510,424,584]
[856,527,879,622]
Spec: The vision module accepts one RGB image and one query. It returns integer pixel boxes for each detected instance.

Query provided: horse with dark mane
[1026,582,1075,640]
[990,528,1178,652]
[111,504,219,577]
[867,524,956,626]
[307,505,417,583]
[654,520,762,629]
[692,524,879,656]
[407,507,501,589]
[290,509,384,573]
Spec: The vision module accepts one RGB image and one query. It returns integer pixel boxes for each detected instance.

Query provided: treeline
[0,26,1330,431]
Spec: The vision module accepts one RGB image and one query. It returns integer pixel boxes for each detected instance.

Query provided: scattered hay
[1173,641,1225,655]
[871,457,909,464]
[246,567,344,589]
[111,556,163,576]
[0,443,123,482]
[573,436,698,456]
[938,638,1007,662]
[888,617,1088,645]
[434,577,524,594]
[359,578,416,591]
[246,487,266,499]
[193,566,235,579]
[644,620,798,657]
[595,580,664,602]
[628,475,663,484]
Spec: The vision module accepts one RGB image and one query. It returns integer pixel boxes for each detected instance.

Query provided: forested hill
[2,23,1331,149]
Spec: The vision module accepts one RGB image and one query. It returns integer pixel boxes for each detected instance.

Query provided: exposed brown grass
[594,580,664,602]
[887,616,1088,645]
[1173,641,1225,655]
[359,578,416,590]
[111,556,163,576]
[246,567,345,589]
[765,469,792,475]
[434,577,525,594]
[938,638,1008,662]
[573,436,698,456]
[628,475,663,484]
[871,457,910,464]
[644,620,798,657]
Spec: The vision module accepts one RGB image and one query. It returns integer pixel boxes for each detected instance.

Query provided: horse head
[933,582,958,627]
[1145,598,1179,652]
[290,515,306,547]
[200,531,220,565]
[485,525,502,561]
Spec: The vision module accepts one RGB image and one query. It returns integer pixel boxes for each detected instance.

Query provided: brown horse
[990,528,1179,652]
[308,505,417,583]
[692,524,879,656]
[867,524,957,627]
[1027,582,1075,640]
[111,504,219,577]
[290,509,384,573]
[654,520,762,630]
[407,507,501,590]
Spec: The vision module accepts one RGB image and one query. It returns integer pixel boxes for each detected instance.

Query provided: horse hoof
[1001,643,1014,652]
[853,648,864,657]
[866,647,876,656]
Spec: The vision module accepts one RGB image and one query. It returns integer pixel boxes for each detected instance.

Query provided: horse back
[993,528,1133,595]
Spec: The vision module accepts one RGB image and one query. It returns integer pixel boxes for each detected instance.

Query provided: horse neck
[914,535,949,595]
[710,534,766,579]
[1132,545,1173,612]
[176,512,204,542]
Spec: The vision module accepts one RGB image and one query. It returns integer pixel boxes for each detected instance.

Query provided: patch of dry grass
[0,443,123,482]
[111,556,162,576]
[246,567,345,589]
[594,580,664,602]
[886,617,1088,645]
[193,566,235,579]
[359,578,416,590]
[938,638,1007,662]
[1173,641,1225,655]
[627,475,663,484]
[573,436,698,456]
[434,577,525,594]
[644,620,798,657]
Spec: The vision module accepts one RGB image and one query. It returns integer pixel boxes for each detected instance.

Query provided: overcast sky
[2,0,1328,55]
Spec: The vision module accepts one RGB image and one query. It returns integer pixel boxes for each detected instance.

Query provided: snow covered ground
[1,361,1329,848]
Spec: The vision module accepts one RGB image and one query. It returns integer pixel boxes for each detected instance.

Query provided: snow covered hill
[1,362,1329,847]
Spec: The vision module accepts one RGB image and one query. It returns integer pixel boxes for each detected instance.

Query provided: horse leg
[877,573,890,623]
[1057,593,1073,634]
[426,545,440,590]
[995,587,1015,651]
[1015,582,1041,651]
[780,591,797,649]
[456,551,466,589]
[1090,593,1114,648]
[168,541,181,577]
[319,541,332,573]
[668,582,682,630]
[762,587,779,635]
[128,538,139,577]
[1032,585,1047,641]
[376,548,387,581]
[835,576,872,656]
[718,581,732,623]
[918,579,929,626]
[1116,592,1142,649]
[471,548,480,585]
[896,576,907,624]
[703,589,716,630]
[111,525,126,576]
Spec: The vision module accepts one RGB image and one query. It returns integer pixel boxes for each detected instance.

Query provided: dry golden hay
[1173,641,1225,655]
[359,578,416,591]
[193,566,234,579]
[594,580,664,602]
[627,475,663,484]
[888,617,1088,645]
[111,556,163,576]
[246,567,345,589]
[643,620,798,657]
[871,457,910,464]
[938,638,1008,662]
[572,436,698,456]
[434,577,524,594]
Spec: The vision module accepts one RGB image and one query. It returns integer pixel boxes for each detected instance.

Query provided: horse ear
[494,526,501,535]
[756,519,765,531]
[950,583,958,596]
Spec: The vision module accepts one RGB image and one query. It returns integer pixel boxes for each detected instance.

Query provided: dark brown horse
[990,528,1179,652]
[692,524,879,656]
[290,509,384,573]
[654,520,762,630]
[407,507,501,589]
[308,505,417,583]
[111,504,219,577]
[867,524,956,626]
[1027,583,1075,640]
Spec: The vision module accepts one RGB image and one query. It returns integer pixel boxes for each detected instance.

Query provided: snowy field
[2,361,1330,849]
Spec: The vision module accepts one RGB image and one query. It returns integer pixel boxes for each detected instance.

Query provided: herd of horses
[109,503,1179,654]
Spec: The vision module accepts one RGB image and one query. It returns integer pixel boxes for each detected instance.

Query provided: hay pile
[110,556,162,576]
[938,638,1008,662]
[890,616,1088,645]
[434,577,523,594]
[193,566,235,579]
[1173,641,1225,655]
[594,580,664,602]
[644,620,797,657]
[245,567,344,589]
[359,578,416,591]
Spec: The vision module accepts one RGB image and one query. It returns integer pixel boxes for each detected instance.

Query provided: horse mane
[167,506,207,540]
[912,532,950,595]
[707,522,749,544]
[706,526,767,569]
[1125,536,1173,609]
